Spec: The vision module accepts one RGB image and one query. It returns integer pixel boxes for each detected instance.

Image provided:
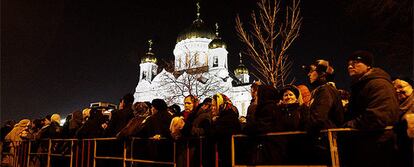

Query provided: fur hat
[348,50,373,67]
[302,59,334,75]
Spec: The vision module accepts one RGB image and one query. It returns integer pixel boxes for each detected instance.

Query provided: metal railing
[2,126,408,167]
[231,126,397,167]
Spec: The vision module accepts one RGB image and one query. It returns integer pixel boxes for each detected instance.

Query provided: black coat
[275,103,308,131]
[137,110,173,138]
[106,108,134,136]
[307,83,344,131]
[37,122,63,139]
[210,105,241,167]
[345,68,400,129]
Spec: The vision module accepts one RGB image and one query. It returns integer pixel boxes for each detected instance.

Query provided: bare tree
[236,0,302,88]
[156,51,230,105]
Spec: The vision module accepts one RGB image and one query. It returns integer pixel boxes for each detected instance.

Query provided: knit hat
[347,50,373,67]
[151,99,168,112]
[281,85,304,105]
[282,85,300,98]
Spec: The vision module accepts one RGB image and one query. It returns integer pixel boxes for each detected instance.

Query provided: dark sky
[2,0,412,122]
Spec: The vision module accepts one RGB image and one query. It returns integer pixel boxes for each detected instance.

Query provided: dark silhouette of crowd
[1,50,413,167]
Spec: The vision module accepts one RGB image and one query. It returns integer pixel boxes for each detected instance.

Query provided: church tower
[208,23,228,70]
[234,53,250,84]
[173,2,215,72]
[139,40,158,82]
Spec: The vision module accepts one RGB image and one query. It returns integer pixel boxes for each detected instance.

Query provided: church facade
[133,7,251,116]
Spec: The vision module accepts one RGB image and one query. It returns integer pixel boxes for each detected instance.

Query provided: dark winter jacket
[137,110,173,138]
[106,108,134,136]
[190,106,212,137]
[344,68,400,129]
[76,110,107,139]
[211,105,241,137]
[307,83,344,131]
[210,104,240,167]
[37,122,63,139]
[276,103,309,131]
[244,85,279,135]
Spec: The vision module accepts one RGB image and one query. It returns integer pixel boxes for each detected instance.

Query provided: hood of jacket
[351,68,391,86]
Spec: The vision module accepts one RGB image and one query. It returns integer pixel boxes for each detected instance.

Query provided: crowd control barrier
[2,126,412,167]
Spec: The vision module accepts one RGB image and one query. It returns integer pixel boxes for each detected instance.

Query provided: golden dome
[141,39,157,64]
[177,19,215,43]
[234,64,249,75]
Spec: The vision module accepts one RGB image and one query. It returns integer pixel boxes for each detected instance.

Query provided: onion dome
[208,23,226,49]
[234,53,249,75]
[176,2,215,43]
[141,40,157,64]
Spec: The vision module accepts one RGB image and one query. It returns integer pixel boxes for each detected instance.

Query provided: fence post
[93,140,97,167]
[123,140,127,167]
[173,141,176,167]
[47,139,52,167]
[328,130,340,167]
[199,137,203,167]
[70,140,74,167]
[231,135,235,167]
[26,141,31,167]
[215,143,218,167]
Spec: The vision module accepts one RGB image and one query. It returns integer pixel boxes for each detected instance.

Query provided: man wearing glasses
[343,50,400,166]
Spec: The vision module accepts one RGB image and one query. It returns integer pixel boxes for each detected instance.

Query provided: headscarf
[213,93,233,111]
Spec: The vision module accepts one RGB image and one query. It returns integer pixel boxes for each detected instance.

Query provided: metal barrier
[231,127,397,167]
[2,126,409,167]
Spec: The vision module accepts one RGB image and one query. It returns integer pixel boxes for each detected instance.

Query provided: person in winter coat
[277,85,308,131]
[76,109,107,138]
[303,59,344,165]
[304,59,344,131]
[170,95,203,167]
[392,77,414,167]
[135,99,174,164]
[278,85,310,164]
[344,51,400,129]
[210,93,241,167]
[106,93,135,137]
[343,50,401,167]
[36,114,63,139]
[245,81,262,131]
[3,119,31,167]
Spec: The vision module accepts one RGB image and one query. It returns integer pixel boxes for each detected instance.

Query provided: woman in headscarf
[210,93,241,167]
[4,119,32,166]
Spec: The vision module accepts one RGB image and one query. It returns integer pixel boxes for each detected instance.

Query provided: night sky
[2,0,412,122]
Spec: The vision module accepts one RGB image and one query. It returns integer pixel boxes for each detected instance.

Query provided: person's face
[43,119,51,126]
[282,90,297,104]
[347,60,370,79]
[307,65,319,84]
[151,106,158,115]
[393,79,413,102]
[119,100,125,110]
[184,97,195,113]
[211,99,219,116]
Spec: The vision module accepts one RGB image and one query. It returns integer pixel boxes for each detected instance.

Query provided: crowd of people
[1,50,413,167]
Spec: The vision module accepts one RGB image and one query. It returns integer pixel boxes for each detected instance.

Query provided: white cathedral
[134,5,251,116]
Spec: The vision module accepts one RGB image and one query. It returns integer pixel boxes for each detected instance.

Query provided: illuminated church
[134,4,251,116]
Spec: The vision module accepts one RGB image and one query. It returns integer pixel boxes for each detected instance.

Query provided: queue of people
[1,50,413,167]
